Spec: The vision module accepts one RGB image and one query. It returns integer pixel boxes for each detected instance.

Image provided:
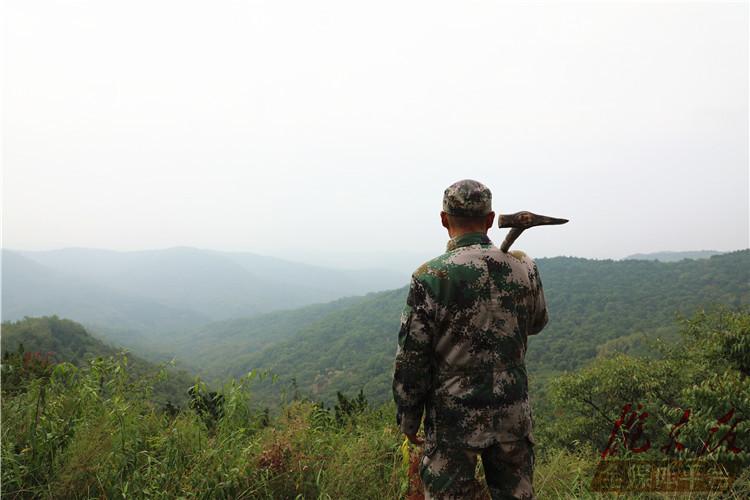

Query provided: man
[392,179,548,499]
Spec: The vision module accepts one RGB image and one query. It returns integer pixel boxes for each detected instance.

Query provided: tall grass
[1,355,403,499]
[2,354,745,499]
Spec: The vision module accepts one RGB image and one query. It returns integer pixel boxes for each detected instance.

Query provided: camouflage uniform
[393,180,548,500]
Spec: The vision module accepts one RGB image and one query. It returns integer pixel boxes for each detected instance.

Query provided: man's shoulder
[411,252,451,280]
[507,249,539,269]
[411,247,483,283]
[409,248,487,295]
[411,247,538,282]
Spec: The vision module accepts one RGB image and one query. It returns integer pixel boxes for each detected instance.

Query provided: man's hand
[405,432,424,446]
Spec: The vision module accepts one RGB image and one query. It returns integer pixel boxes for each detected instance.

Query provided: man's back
[392,179,548,499]
[394,232,548,448]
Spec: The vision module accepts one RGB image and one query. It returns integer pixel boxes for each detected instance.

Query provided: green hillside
[174,250,750,406]
[528,250,749,372]
[1,317,193,405]
[2,257,747,496]
[220,288,408,405]
[161,294,375,369]
[1,316,119,364]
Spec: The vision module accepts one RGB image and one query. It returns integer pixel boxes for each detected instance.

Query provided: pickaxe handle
[498,211,568,252]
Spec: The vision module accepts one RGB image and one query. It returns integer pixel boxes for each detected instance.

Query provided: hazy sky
[3,1,748,267]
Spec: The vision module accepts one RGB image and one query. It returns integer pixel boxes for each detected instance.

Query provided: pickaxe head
[497,211,568,252]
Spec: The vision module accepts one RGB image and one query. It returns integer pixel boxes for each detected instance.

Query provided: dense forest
[2,309,748,498]
[165,250,750,406]
[529,250,749,371]
[2,250,748,497]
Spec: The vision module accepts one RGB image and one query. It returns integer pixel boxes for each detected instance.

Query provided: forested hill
[1,316,193,405]
[624,250,722,261]
[1,316,118,364]
[174,250,749,405]
[529,250,748,371]
[160,294,378,369]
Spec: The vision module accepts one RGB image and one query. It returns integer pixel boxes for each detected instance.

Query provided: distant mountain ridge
[2,251,207,337]
[2,247,409,343]
[624,250,722,262]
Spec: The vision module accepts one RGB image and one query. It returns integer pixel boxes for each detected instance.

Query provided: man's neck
[446,231,493,252]
[449,228,488,239]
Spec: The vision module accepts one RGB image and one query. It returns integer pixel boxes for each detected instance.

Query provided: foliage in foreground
[1,353,403,499]
[545,309,749,463]
[1,316,193,405]
[2,308,748,498]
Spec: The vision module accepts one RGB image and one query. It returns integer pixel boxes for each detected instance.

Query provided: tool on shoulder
[498,211,569,253]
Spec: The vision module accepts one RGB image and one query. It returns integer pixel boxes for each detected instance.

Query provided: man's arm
[392,276,435,440]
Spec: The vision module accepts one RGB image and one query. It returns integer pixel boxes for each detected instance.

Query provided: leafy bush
[546,308,749,473]
[2,309,748,498]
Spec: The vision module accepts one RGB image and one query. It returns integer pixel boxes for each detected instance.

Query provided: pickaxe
[498,211,569,252]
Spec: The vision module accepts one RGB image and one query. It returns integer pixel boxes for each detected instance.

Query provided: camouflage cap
[442,179,492,217]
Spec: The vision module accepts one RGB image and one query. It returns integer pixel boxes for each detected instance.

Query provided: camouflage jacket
[392,232,548,448]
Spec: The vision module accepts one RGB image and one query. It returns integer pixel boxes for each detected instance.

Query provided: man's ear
[441,211,450,229]
[485,211,495,229]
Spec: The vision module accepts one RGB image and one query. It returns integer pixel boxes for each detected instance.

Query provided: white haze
[3,1,748,270]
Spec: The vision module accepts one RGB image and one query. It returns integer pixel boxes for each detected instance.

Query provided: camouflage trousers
[419,437,535,500]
